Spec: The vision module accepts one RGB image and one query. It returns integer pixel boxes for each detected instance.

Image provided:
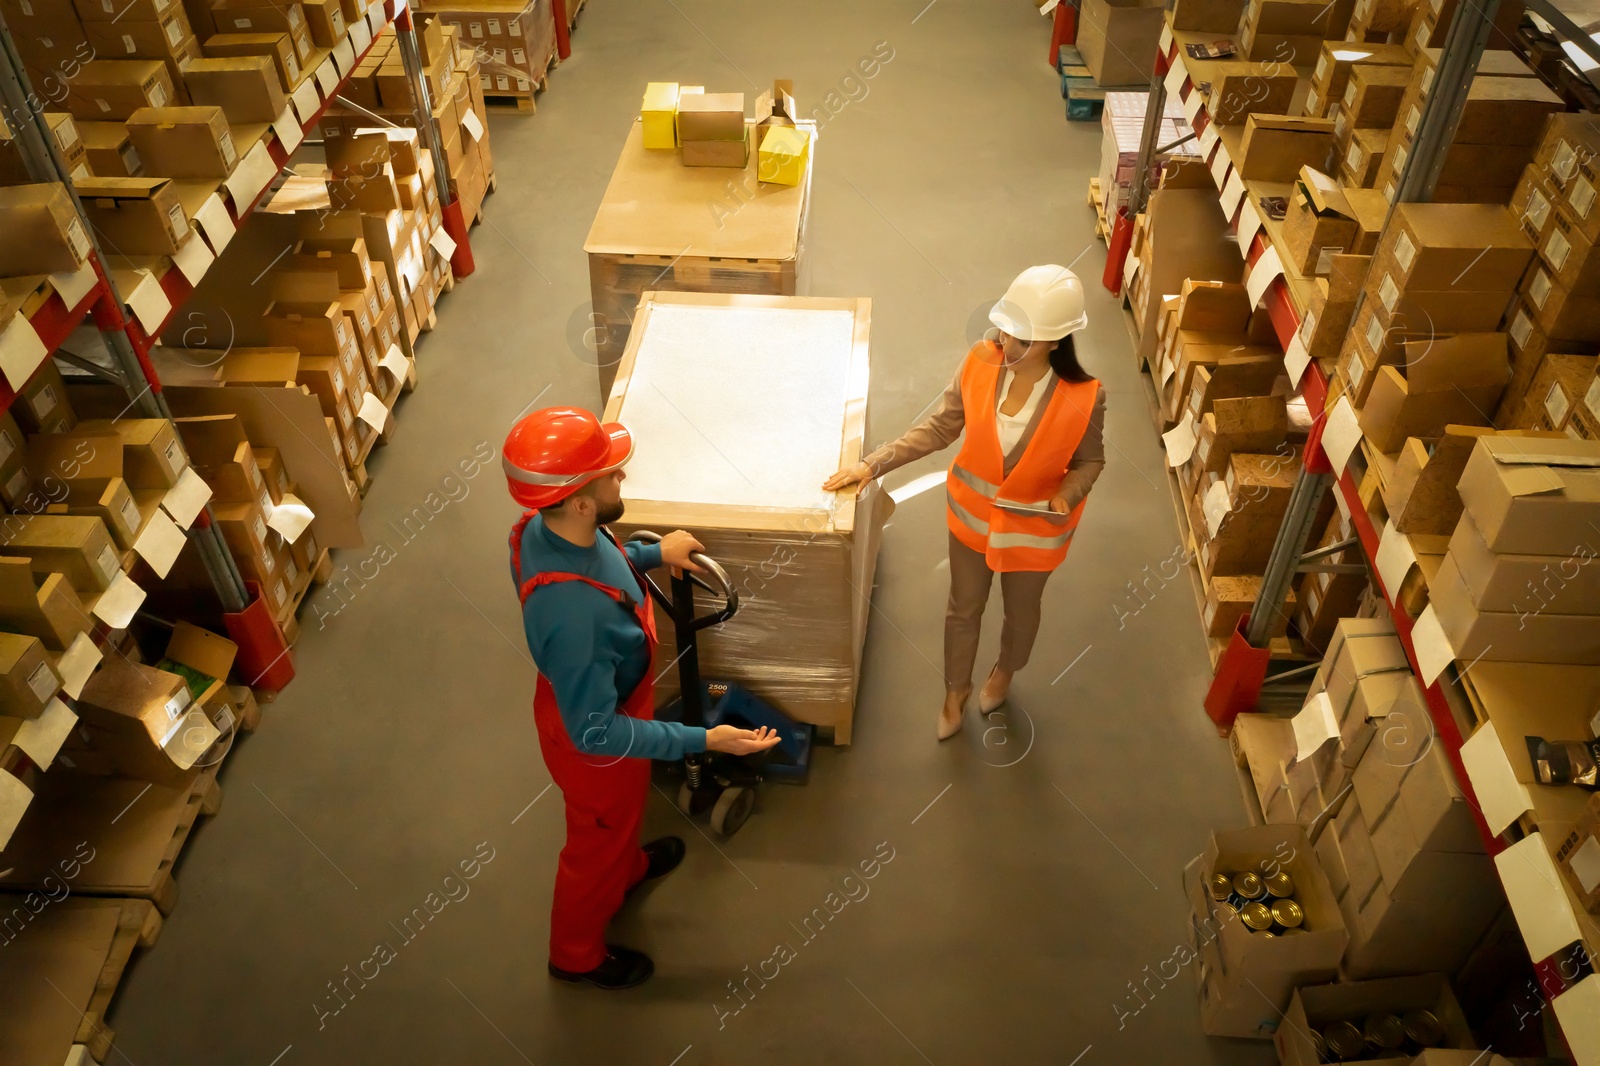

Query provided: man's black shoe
[641,836,686,881]
[549,946,654,990]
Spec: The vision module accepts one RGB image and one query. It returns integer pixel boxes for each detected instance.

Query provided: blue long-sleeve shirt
[513,515,708,761]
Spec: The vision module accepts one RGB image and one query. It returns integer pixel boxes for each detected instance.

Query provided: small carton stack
[1328,63,1409,189]
[1373,52,1558,206]
[677,91,750,168]
[1344,0,1414,44]
[209,0,315,68]
[1510,353,1599,436]
[1303,41,1411,120]
[1337,203,1528,423]
[1286,619,1503,978]
[416,0,558,101]
[1281,166,1385,277]
[1430,436,1600,665]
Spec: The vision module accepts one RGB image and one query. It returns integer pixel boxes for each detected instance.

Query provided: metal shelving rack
[1119,0,1600,1057]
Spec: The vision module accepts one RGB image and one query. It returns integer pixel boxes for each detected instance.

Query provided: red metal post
[552,0,572,60]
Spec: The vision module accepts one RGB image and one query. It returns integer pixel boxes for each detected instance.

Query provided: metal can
[1264,870,1295,898]
[1364,1013,1406,1051]
[1232,871,1266,901]
[1240,901,1274,932]
[1208,872,1234,901]
[1270,898,1304,929]
[1401,1009,1445,1047]
[1212,901,1239,923]
[1308,1029,1326,1062]
[1323,1021,1365,1061]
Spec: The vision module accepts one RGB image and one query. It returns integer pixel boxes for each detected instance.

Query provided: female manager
[824,265,1106,741]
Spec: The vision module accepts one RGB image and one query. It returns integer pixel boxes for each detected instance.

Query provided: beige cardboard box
[64,58,175,120]
[1447,505,1600,614]
[1381,202,1535,291]
[214,347,299,387]
[76,418,187,490]
[1457,435,1600,554]
[183,55,286,123]
[0,556,87,652]
[1186,824,1349,1039]
[1078,0,1163,86]
[59,477,143,550]
[0,183,91,276]
[201,31,302,90]
[0,514,120,594]
[1431,551,1600,663]
[78,121,143,177]
[1555,791,1600,914]
[0,632,59,720]
[1205,62,1297,125]
[73,658,216,786]
[1356,334,1507,453]
[1239,117,1335,183]
[125,105,237,178]
[74,176,190,255]
[1274,974,1476,1066]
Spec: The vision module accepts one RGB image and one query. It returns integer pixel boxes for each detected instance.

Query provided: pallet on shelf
[0,897,162,1065]
[1087,178,1110,242]
[0,766,223,916]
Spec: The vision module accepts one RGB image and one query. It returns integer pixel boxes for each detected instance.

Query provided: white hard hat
[989,265,1088,342]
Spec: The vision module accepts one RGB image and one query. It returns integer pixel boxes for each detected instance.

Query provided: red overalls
[511,513,656,973]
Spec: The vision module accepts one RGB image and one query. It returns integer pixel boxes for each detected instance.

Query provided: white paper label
[1394,231,1416,274]
[97,544,119,583]
[1379,273,1400,314]
[150,82,168,108]
[120,495,141,532]
[3,469,26,502]
[1364,313,1384,354]
[219,129,238,168]
[1584,374,1600,422]
[1547,228,1573,272]
[1299,309,1318,347]
[1555,141,1578,183]
[164,693,187,722]
[469,20,484,36]
[1510,309,1534,348]
[1573,176,1597,220]
[1343,82,1358,108]
[1405,104,1421,138]
[1306,89,1319,116]
[1345,142,1362,171]
[1547,380,1572,424]
[1527,188,1551,235]
[253,515,268,544]
[167,203,187,239]
[0,429,15,467]
[25,662,55,703]
[1530,269,1553,310]
[1348,351,1367,391]
[30,383,56,418]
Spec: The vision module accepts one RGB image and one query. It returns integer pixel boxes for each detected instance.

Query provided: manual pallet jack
[628,532,812,836]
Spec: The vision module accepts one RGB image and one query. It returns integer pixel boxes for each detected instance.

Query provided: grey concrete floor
[110,3,1278,1064]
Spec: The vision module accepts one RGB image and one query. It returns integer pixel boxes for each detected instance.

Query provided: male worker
[504,406,780,990]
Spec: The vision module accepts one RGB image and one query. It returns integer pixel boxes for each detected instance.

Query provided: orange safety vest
[945,341,1099,573]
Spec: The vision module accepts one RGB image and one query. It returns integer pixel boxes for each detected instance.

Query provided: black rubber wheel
[710,786,755,836]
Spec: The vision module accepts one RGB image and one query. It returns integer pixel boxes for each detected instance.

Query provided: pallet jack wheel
[710,786,755,837]
[676,782,696,815]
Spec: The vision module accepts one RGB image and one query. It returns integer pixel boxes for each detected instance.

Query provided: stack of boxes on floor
[328,20,495,239]
[414,0,558,105]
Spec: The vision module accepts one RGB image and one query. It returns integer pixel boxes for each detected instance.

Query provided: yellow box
[758,125,808,186]
[640,82,680,150]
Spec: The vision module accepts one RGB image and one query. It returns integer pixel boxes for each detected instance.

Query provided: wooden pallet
[565,0,588,31]
[0,765,224,916]
[1087,178,1110,243]
[0,897,162,1065]
[484,92,536,113]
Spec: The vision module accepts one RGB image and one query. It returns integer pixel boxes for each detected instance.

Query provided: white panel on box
[1496,833,1586,962]
[1460,719,1535,836]
[290,76,322,125]
[0,313,47,392]
[48,259,99,310]
[1554,976,1600,1066]
[617,305,856,512]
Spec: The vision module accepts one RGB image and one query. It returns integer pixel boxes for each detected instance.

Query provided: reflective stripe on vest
[989,527,1076,552]
[946,485,990,535]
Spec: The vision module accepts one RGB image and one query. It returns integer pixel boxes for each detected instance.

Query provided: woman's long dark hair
[1049,334,1093,383]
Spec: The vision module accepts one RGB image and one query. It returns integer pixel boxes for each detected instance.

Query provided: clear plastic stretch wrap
[420,1,556,91]
[606,294,883,743]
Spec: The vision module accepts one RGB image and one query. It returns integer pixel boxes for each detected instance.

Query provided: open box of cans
[1184,824,1351,1039]
[1274,973,1477,1066]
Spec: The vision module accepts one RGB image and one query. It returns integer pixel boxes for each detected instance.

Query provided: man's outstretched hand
[659,530,705,573]
[706,725,783,754]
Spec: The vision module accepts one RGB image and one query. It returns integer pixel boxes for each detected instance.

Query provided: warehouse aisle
[111,3,1275,1064]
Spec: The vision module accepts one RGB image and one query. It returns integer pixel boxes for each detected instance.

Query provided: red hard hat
[502,406,634,509]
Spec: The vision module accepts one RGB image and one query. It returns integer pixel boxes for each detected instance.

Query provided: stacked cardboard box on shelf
[1096,92,1200,228]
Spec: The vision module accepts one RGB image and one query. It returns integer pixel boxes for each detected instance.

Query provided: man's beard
[595,498,626,525]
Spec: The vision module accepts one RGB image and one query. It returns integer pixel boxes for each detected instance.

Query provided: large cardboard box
[1431,551,1600,663]
[1446,503,1600,615]
[183,55,285,123]
[1555,791,1600,914]
[73,658,217,786]
[0,514,119,594]
[0,184,92,276]
[1380,203,1534,291]
[0,557,88,652]
[125,105,236,178]
[0,632,59,721]
[64,58,174,120]
[200,30,301,90]
[1185,824,1349,1039]
[1078,0,1163,87]
[78,120,144,178]
[1356,334,1507,453]
[1172,0,1247,31]
[1239,116,1335,182]
[74,176,190,255]
[76,418,187,490]
[1205,62,1298,124]
[1456,436,1600,554]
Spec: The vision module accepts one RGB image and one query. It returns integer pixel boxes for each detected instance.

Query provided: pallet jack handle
[626,531,739,630]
